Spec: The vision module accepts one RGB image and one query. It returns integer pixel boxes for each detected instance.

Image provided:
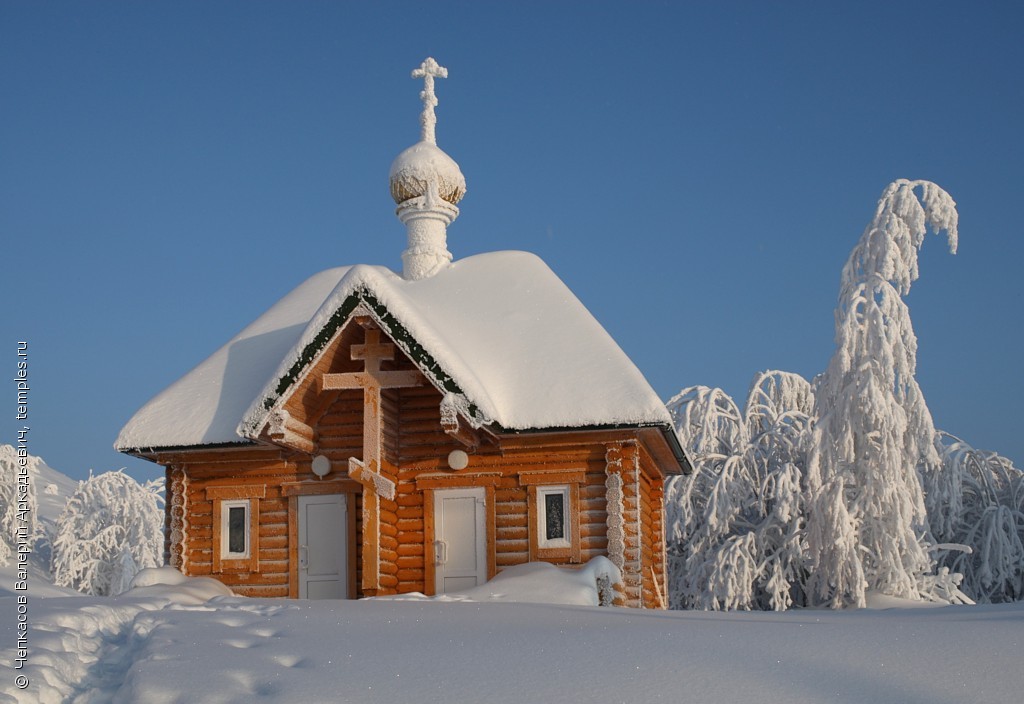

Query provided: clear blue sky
[2,1,1022,481]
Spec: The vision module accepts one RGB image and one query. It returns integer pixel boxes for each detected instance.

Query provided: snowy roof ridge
[116,251,674,454]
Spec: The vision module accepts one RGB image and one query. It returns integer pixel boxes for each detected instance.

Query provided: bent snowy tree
[805,179,963,608]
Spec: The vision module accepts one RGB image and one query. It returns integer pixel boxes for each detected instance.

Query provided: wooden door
[433,487,487,594]
[298,494,348,599]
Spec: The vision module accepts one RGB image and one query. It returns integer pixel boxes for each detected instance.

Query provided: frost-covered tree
[805,179,959,608]
[51,470,164,596]
[666,180,1020,610]
[925,432,1024,603]
[665,385,746,552]
[666,371,814,610]
[0,444,39,566]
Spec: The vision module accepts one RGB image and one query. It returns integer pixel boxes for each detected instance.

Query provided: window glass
[544,492,566,541]
[227,505,247,554]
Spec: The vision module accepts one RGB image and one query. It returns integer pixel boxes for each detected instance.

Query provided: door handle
[299,545,309,570]
[434,540,447,565]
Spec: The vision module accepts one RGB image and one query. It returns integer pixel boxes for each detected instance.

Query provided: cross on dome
[412,57,448,145]
[389,57,465,280]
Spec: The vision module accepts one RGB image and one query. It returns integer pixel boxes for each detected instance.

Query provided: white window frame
[537,485,571,549]
[221,499,251,560]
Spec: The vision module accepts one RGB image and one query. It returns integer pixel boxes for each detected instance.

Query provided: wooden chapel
[116,58,690,609]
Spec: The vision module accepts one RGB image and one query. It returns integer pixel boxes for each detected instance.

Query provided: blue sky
[2,1,1022,481]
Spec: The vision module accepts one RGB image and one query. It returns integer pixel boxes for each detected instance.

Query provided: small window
[221,499,250,559]
[537,486,571,549]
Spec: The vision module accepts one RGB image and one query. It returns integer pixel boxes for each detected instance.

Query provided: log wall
[150,322,677,607]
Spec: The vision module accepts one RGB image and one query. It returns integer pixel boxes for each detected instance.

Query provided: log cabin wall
[154,448,298,597]
[154,430,670,604]
[150,324,676,607]
[392,379,625,595]
[637,443,669,609]
[157,447,365,598]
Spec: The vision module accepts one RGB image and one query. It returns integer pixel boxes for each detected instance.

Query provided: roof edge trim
[497,421,691,474]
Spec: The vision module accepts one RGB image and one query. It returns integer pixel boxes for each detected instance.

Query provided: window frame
[206,485,265,574]
[521,470,584,564]
[537,485,572,550]
[220,499,251,560]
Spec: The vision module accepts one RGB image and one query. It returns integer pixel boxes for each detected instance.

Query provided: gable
[257,313,438,458]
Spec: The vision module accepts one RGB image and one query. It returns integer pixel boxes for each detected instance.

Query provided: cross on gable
[322,327,424,480]
[321,324,424,594]
[323,327,423,398]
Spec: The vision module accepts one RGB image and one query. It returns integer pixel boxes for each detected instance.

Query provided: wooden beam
[439,409,482,451]
[266,411,318,454]
[322,370,423,391]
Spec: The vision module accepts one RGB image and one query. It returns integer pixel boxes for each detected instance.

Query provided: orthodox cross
[322,325,423,494]
[412,57,448,145]
[321,324,423,593]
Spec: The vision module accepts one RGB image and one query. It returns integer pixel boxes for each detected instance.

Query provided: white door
[298,494,348,599]
[434,487,487,594]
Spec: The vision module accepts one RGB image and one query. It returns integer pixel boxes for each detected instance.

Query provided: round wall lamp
[311,454,332,478]
[447,449,469,470]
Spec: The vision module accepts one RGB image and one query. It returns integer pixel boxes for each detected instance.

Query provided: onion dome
[391,58,466,281]
[389,141,466,205]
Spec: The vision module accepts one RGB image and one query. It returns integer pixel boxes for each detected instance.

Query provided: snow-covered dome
[390,58,467,281]
[389,141,466,205]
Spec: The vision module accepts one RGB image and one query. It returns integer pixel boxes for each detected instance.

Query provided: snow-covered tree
[666,371,814,610]
[51,470,164,596]
[805,179,959,608]
[0,444,39,566]
[664,180,1023,610]
[925,432,1024,602]
[665,386,746,553]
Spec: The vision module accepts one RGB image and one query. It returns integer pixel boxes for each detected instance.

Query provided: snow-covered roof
[116,251,676,456]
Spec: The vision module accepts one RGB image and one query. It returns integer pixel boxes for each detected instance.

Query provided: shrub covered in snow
[51,470,164,596]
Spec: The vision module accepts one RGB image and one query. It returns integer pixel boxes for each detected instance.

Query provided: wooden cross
[321,325,423,593]
[411,57,448,145]
[323,326,423,488]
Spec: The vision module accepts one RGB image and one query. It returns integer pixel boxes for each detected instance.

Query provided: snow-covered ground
[4,452,1023,703]
[2,538,1023,704]
[3,580,1023,703]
